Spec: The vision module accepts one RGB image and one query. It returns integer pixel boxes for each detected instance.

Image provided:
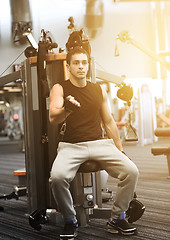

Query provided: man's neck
[69,77,87,88]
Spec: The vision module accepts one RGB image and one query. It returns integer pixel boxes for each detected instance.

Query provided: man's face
[67,53,89,79]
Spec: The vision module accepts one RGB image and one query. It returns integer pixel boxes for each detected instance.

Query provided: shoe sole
[108,228,137,236]
[60,232,78,240]
[60,238,74,240]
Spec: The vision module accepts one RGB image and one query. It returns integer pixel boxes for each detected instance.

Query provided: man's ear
[65,63,70,79]
[66,63,70,72]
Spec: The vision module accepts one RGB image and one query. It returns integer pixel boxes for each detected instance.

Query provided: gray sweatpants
[50,139,139,220]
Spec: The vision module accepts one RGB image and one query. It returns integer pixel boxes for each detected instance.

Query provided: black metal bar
[0,71,22,87]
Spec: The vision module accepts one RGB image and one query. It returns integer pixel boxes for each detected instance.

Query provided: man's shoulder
[88,81,102,92]
[59,79,70,87]
[87,80,101,87]
[50,83,64,95]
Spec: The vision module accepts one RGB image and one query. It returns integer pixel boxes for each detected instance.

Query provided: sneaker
[60,220,78,240]
[107,218,137,235]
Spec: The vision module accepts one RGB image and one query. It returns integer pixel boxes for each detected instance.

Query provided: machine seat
[78,160,102,173]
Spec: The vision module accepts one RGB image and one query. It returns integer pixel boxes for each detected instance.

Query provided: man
[49,46,139,239]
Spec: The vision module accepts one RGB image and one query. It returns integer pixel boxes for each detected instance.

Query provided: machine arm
[116,30,170,70]
[96,69,125,85]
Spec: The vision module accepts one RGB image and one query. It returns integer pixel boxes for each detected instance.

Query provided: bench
[151,127,170,178]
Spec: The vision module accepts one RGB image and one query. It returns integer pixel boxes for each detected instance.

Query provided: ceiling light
[5,103,10,107]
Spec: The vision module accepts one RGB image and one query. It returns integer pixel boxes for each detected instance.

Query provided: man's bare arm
[49,84,70,124]
[49,83,81,125]
[100,86,123,151]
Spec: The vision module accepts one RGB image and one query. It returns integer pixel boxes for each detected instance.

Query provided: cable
[0,49,25,77]
[95,61,107,72]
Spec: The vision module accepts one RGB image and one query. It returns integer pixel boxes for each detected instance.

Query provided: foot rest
[13,168,26,185]
[13,168,26,176]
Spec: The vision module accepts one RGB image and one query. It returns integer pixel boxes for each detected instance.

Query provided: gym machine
[0,68,27,205]
[0,24,145,230]
[116,31,170,171]
[151,128,170,178]
[115,30,170,70]
[25,27,144,230]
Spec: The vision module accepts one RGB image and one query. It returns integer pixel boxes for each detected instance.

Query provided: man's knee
[128,164,139,182]
[120,159,139,182]
[50,171,66,184]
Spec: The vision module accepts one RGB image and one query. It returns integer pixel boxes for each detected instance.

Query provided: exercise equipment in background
[116,83,138,142]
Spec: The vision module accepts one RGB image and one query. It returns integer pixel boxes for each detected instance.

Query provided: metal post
[167,155,170,179]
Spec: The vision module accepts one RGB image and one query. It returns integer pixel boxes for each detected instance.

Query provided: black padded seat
[78,160,102,173]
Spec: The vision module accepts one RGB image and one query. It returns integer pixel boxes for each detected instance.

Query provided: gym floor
[0,137,170,240]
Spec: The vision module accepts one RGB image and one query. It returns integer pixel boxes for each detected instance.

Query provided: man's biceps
[100,104,108,118]
[101,110,112,125]
[50,102,62,109]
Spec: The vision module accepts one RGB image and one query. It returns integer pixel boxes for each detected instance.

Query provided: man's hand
[64,95,81,112]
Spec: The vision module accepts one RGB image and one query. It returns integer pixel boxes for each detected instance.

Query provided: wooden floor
[0,137,170,240]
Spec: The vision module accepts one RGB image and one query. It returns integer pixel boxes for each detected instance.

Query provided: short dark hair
[66,46,89,64]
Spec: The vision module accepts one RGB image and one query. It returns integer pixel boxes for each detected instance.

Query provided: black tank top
[60,80,103,143]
